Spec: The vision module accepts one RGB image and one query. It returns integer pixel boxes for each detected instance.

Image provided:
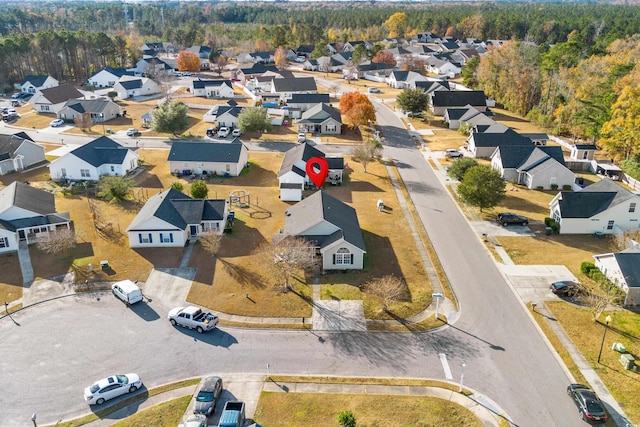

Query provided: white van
[112,280,143,305]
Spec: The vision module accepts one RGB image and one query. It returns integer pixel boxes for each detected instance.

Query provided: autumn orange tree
[339,92,376,128]
[274,46,288,70]
[177,51,200,72]
[372,50,397,67]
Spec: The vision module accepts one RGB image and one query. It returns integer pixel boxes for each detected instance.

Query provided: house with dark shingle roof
[271,77,317,102]
[48,136,139,182]
[186,45,212,59]
[58,99,121,123]
[491,145,575,190]
[277,142,344,202]
[211,106,243,128]
[593,249,640,306]
[287,93,331,112]
[283,191,366,270]
[234,64,279,82]
[113,76,161,99]
[168,141,248,177]
[88,67,135,88]
[443,105,493,130]
[0,181,71,254]
[0,134,45,175]
[467,128,533,158]
[297,103,342,135]
[431,90,487,116]
[29,84,84,114]
[18,75,59,94]
[126,188,228,248]
[192,80,234,98]
[549,178,640,235]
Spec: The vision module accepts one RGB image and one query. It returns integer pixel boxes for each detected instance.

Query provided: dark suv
[496,212,529,226]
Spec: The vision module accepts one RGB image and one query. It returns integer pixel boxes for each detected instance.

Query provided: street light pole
[459,363,466,393]
[31,413,37,427]
[597,315,612,364]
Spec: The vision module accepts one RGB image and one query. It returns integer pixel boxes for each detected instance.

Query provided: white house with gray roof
[0,182,70,254]
[57,99,120,123]
[593,250,640,306]
[192,80,234,98]
[126,188,228,248]
[48,136,139,182]
[88,67,135,88]
[168,141,248,177]
[0,134,45,175]
[18,75,59,95]
[113,76,161,99]
[549,179,640,235]
[29,84,85,114]
[271,77,317,102]
[297,103,342,135]
[283,191,366,270]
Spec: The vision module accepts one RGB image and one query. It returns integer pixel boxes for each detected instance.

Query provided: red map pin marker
[306,156,329,188]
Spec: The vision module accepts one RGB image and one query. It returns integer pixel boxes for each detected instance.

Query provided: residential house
[326,43,341,55]
[297,103,342,135]
[233,63,279,83]
[571,143,598,161]
[135,57,172,77]
[467,128,533,158]
[342,41,371,52]
[168,141,248,177]
[318,56,347,74]
[414,80,450,93]
[437,38,460,52]
[593,250,640,306]
[491,145,575,190]
[0,134,46,175]
[444,105,493,130]
[192,80,235,98]
[430,90,487,116]
[283,191,366,270]
[303,59,319,72]
[549,178,640,235]
[287,94,331,112]
[18,75,58,95]
[0,181,71,254]
[113,76,161,99]
[295,45,314,58]
[126,188,228,248]
[48,136,139,182]
[386,71,410,89]
[416,32,441,43]
[353,62,396,80]
[277,142,344,202]
[212,106,243,128]
[521,133,550,146]
[186,45,212,59]
[29,84,84,114]
[271,77,318,102]
[88,67,135,88]
[425,56,462,76]
[139,41,170,54]
[452,48,480,65]
[57,99,120,123]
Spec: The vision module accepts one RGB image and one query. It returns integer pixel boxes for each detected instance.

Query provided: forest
[1,2,639,163]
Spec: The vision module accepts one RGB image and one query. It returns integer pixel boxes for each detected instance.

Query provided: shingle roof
[278,142,324,178]
[300,103,341,123]
[192,80,232,90]
[389,70,410,82]
[556,179,637,219]
[69,136,130,167]
[91,67,133,79]
[288,93,330,105]
[272,77,317,93]
[415,80,450,93]
[38,84,83,105]
[239,64,278,75]
[168,142,246,163]
[63,99,116,114]
[614,252,640,288]
[127,188,226,231]
[432,90,486,108]
[119,79,142,90]
[21,75,49,87]
[0,181,55,217]
[284,191,366,251]
[496,145,565,169]
[471,129,533,148]
[215,106,243,119]
[0,134,31,159]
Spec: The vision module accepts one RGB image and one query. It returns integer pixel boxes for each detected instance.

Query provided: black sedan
[567,384,608,423]
[551,280,581,296]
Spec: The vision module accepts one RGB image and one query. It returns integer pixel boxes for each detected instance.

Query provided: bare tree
[200,231,224,257]
[74,112,94,132]
[350,138,381,173]
[254,235,318,292]
[363,275,407,310]
[585,285,624,321]
[36,228,76,255]
[214,55,228,76]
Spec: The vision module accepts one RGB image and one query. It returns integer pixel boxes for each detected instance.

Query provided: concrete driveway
[142,268,196,307]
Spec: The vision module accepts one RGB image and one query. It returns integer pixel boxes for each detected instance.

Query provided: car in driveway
[496,212,529,226]
[194,376,223,416]
[217,127,230,138]
[126,128,140,137]
[84,373,142,405]
[367,87,381,93]
[206,127,217,137]
[567,384,608,423]
[445,149,464,158]
[50,119,64,127]
[182,414,207,427]
[550,280,581,297]
[231,129,242,137]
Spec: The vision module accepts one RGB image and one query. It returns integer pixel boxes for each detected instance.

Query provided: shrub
[550,184,558,190]
[581,262,597,275]
[536,186,544,191]
[338,410,357,427]
[544,217,552,226]
[562,185,572,190]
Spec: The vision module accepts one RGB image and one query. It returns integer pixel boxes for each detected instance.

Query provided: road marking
[439,353,453,380]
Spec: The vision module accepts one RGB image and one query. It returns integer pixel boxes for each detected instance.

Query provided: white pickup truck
[168,306,219,333]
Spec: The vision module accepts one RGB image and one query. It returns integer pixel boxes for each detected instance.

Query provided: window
[60,168,67,178]
[42,105,50,112]
[110,166,115,172]
[630,203,636,213]
[226,164,230,172]
[333,247,353,265]
[0,237,8,248]
[159,233,173,243]
[607,220,615,230]
[80,169,90,178]
[138,233,152,244]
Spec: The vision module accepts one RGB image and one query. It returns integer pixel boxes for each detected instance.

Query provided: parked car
[183,414,207,427]
[183,71,191,76]
[297,132,306,143]
[11,92,20,99]
[217,127,230,138]
[84,373,142,405]
[445,149,464,158]
[567,384,608,423]
[206,127,217,137]
[112,280,143,305]
[367,87,381,93]
[496,212,529,226]
[126,128,140,137]
[50,119,64,127]
[406,111,423,118]
[168,306,219,333]
[231,129,242,137]
[550,280,581,296]
[194,376,223,416]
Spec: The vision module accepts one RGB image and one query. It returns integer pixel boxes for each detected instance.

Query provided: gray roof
[495,145,565,169]
[238,64,279,75]
[288,93,330,105]
[299,103,341,124]
[614,252,640,288]
[389,70,410,82]
[91,67,134,79]
[444,107,469,120]
[63,99,117,114]
[127,188,226,231]
[215,106,243,119]
[0,134,33,159]
[557,179,637,219]
[272,77,317,93]
[119,79,142,90]
[193,80,232,90]
[39,84,83,104]
[0,181,55,217]
[21,75,49,87]
[521,133,550,141]
[278,142,325,178]
[415,80,450,93]
[70,136,130,167]
[471,129,533,148]
[284,191,366,251]
[168,142,246,163]
[432,90,486,108]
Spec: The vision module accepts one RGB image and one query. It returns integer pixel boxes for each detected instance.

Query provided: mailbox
[620,353,635,370]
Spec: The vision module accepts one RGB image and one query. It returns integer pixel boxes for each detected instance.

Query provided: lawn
[110,395,191,427]
[254,392,482,427]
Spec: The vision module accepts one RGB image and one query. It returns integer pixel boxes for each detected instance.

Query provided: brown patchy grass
[110,396,191,427]
[0,253,23,303]
[254,392,482,427]
[546,302,640,424]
